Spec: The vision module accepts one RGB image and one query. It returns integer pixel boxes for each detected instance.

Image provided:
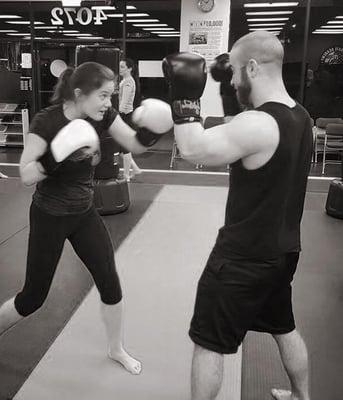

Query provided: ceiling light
[0,15,22,19]
[107,13,149,18]
[248,23,286,26]
[91,6,116,10]
[6,21,44,25]
[0,30,18,33]
[76,36,104,39]
[327,21,343,24]
[47,30,79,33]
[314,29,343,33]
[313,31,343,34]
[336,16,343,19]
[157,34,180,37]
[7,33,31,36]
[64,33,93,36]
[133,24,168,27]
[321,25,343,29]
[244,2,298,7]
[249,27,283,31]
[126,13,150,17]
[127,5,136,10]
[35,26,58,29]
[142,27,175,31]
[123,19,159,23]
[62,0,81,6]
[247,18,289,22]
[35,37,51,40]
[246,11,292,15]
[151,31,180,34]
[315,29,343,32]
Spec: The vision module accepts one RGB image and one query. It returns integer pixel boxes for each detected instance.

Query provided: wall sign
[188,19,224,63]
[51,7,108,26]
[320,46,343,65]
[21,53,32,69]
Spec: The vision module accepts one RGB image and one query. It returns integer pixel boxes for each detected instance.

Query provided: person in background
[210,53,242,122]
[119,58,142,181]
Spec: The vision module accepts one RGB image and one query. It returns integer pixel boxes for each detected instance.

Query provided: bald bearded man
[163,31,312,400]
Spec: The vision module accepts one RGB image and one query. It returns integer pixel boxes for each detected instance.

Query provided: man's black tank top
[213,102,313,259]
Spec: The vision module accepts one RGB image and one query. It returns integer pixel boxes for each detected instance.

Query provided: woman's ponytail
[50,67,74,104]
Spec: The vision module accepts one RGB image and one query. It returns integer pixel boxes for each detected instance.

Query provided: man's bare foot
[271,389,302,400]
[108,348,142,375]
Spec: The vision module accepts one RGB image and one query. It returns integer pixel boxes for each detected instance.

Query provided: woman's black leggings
[15,203,122,317]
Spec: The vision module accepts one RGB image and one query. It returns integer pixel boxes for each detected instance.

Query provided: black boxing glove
[210,53,232,83]
[162,52,207,124]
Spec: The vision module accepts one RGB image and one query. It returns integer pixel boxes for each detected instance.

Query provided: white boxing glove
[39,119,99,174]
[132,98,173,147]
[51,119,99,162]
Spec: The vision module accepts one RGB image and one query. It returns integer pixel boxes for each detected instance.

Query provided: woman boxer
[0,61,172,375]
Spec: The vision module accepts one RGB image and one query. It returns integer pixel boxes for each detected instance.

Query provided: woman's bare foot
[108,348,142,375]
[271,389,305,400]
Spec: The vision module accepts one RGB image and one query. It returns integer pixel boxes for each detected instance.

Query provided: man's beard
[236,68,253,109]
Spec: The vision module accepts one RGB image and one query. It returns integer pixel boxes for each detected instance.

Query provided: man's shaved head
[231,30,284,67]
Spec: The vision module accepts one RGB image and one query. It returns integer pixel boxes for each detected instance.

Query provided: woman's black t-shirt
[30,104,118,216]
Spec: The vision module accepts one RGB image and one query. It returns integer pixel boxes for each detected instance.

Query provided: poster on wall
[320,46,343,64]
[188,19,224,64]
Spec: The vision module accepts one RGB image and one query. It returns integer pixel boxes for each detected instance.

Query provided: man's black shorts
[189,250,299,354]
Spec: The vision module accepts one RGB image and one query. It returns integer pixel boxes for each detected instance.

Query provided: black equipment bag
[94,179,130,216]
[326,179,343,219]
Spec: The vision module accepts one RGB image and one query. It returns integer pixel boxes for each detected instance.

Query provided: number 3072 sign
[51,7,108,26]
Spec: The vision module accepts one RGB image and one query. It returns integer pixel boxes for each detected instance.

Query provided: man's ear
[247,59,258,78]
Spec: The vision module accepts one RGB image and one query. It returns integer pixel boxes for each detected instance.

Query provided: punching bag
[75,46,130,215]
[75,45,121,180]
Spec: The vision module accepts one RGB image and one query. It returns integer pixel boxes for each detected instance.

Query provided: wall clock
[197,0,215,13]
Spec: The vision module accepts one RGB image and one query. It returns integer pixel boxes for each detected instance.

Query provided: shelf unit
[0,106,29,148]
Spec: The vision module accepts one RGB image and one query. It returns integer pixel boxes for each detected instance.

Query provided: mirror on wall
[0,1,342,178]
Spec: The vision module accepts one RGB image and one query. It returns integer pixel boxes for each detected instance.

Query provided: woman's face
[78,80,115,121]
[119,60,132,77]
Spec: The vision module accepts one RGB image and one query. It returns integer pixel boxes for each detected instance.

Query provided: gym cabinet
[0,104,29,148]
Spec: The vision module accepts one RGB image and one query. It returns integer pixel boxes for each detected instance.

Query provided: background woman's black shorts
[119,112,133,154]
[189,250,299,354]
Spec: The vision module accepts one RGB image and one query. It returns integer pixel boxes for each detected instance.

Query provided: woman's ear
[74,88,82,99]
